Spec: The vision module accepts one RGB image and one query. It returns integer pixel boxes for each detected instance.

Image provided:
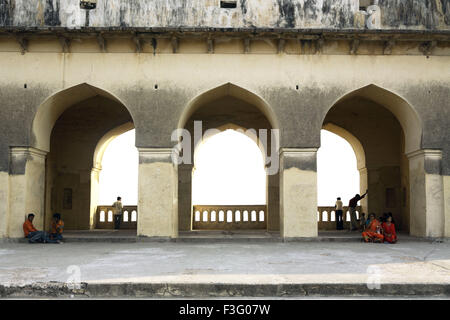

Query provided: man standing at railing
[348,190,368,231]
[112,196,123,230]
[335,197,344,230]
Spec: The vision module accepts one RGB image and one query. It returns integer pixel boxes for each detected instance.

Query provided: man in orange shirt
[50,213,64,241]
[23,213,59,243]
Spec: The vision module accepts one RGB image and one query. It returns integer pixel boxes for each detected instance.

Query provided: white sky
[317,130,360,206]
[192,130,266,205]
[98,130,138,205]
[98,129,359,207]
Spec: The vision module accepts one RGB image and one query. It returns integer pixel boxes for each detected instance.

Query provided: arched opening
[178,83,279,232]
[317,128,365,230]
[192,129,266,206]
[97,129,138,206]
[322,84,422,233]
[94,128,138,230]
[191,129,267,230]
[31,84,136,231]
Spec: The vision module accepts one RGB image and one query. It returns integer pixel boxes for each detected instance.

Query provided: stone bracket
[350,38,360,55]
[383,39,395,55]
[207,37,214,54]
[315,37,325,54]
[244,38,250,54]
[15,34,28,55]
[151,38,157,55]
[133,35,143,53]
[58,36,71,53]
[97,33,106,53]
[419,41,437,56]
[171,36,178,54]
[277,38,285,54]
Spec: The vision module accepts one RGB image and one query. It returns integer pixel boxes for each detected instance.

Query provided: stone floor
[57,229,418,242]
[0,238,448,288]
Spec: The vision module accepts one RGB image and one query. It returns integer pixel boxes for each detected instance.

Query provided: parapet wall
[0,0,449,31]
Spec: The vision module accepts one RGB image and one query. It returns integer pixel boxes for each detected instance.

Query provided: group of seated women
[361,213,397,243]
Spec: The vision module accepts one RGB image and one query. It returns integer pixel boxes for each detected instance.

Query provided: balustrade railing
[96,205,138,229]
[94,205,362,231]
[192,205,267,230]
[317,206,363,230]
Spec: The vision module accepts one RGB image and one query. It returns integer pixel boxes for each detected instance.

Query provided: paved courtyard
[0,240,449,289]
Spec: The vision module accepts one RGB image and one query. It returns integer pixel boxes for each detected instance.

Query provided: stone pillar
[444,174,450,238]
[138,148,178,238]
[407,149,444,238]
[89,167,101,230]
[8,147,47,238]
[267,172,280,231]
[279,148,318,238]
[178,163,193,231]
[359,167,369,215]
[0,171,9,238]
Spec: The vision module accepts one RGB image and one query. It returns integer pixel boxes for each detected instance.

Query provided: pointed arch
[325,84,422,154]
[192,123,268,166]
[93,121,135,170]
[178,82,279,130]
[31,83,134,152]
[322,123,366,171]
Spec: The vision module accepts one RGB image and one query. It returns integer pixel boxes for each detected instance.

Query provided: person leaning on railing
[348,189,368,231]
[112,196,123,230]
[334,197,344,230]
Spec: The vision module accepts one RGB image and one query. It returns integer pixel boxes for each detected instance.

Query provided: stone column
[444,174,450,238]
[267,172,280,231]
[8,147,47,238]
[138,148,178,238]
[279,148,318,238]
[178,163,193,231]
[407,149,444,238]
[359,167,369,215]
[89,167,101,230]
[0,170,9,238]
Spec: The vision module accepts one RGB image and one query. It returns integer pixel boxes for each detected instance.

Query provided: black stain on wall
[0,0,14,26]
[424,156,442,175]
[283,153,317,172]
[277,0,296,28]
[378,0,447,28]
[9,153,28,175]
[240,0,247,15]
[119,2,128,27]
[44,0,61,26]
[441,0,450,24]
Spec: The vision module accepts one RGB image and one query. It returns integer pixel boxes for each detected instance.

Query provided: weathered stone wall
[0,33,448,238]
[0,50,448,174]
[0,0,449,30]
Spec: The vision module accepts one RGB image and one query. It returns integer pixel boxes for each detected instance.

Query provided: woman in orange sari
[362,213,384,243]
[382,215,397,243]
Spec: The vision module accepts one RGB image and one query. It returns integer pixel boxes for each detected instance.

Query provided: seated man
[362,213,384,243]
[23,213,59,244]
[50,213,64,241]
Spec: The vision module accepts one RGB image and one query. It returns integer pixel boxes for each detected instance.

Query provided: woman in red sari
[382,215,397,243]
[362,213,384,243]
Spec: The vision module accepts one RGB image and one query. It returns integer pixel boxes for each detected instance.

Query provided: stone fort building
[0,0,449,240]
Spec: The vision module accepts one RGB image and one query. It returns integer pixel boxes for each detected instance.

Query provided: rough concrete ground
[0,239,449,298]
